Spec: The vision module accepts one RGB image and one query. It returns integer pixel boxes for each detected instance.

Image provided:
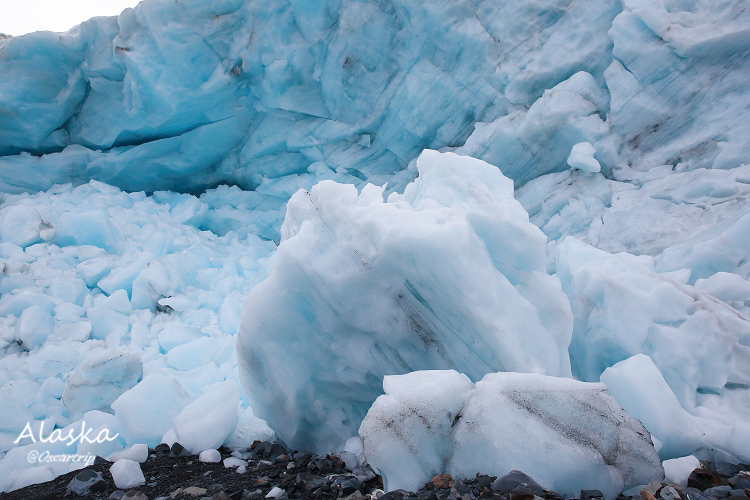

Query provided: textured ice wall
[236,150,573,453]
[359,370,663,499]
[3,0,749,198]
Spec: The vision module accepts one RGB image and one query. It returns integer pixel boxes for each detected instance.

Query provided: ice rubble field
[2,0,750,496]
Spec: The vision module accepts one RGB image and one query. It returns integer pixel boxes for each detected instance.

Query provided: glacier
[1,0,750,495]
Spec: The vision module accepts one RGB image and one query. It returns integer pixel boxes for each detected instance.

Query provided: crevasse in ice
[1,0,750,494]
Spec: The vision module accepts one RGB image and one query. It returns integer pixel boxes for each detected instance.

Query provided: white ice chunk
[199,449,221,463]
[567,142,601,174]
[360,370,663,499]
[62,350,142,415]
[15,306,53,349]
[109,459,145,489]
[172,381,240,454]
[107,443,148,464]
[111,373,190,447]
[0,206,42,248]
[662,455,700,486]
[224,406,275,450]
[266,486,285,498]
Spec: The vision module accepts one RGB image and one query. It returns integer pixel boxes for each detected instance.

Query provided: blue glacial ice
[1,0,750,494]
[237,150,573,453]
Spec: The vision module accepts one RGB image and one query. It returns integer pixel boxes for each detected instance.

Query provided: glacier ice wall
[3,0,749,197]
[236,150,573,453]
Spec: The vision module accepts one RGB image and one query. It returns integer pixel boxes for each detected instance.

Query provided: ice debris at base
[662,456,701,487]
[199,449,222,463]
[237,150,574,454]
[359,370,663,499]
[0,181,277,492]
[2,0,750,494]
[109,458,145,489]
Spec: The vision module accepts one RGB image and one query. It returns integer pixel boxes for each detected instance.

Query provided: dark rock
[729,476,750,490]
[210,492,232,500]
[582,491,604,500]
[381,490,415,500]
[254,442,273,458]
[269,444,287,460]
[294,452,313,463]
[353,465,378,483]
[685,489,711,500]
[510,487,535,500]
[436,490,454,500]
[688,469,723,490]
[491,471,543,494]
[154,443,171,456]
[419,491,438,500]
[659,486,681,500]
[727,496,750,500]
[476,476,493,490]
[171,442,191,457]
[339,477,362,495]
[453,480,472,497]
[67,469,106,495]
[94,455,112,466]
[434,475,455,490]
[296,472,330,491]
[704,486,733,499]
[716,464,742,479]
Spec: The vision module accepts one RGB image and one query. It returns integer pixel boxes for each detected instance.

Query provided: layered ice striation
[237,150,573,453]
[2,0,748,196]
[359,370,663,499]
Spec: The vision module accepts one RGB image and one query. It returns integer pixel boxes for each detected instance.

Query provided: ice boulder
[237,150,573,453]
[567,142,601,174]
[111,373,190,447]
[0,206,43,248]
[172,381,240,454]
[359,370,663,499]
[110,459,145,489]
[15,305,54,349]
[662,456,700,486]
[62,350,142,415]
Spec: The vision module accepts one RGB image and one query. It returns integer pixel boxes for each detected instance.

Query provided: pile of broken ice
[2,0,750,497]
